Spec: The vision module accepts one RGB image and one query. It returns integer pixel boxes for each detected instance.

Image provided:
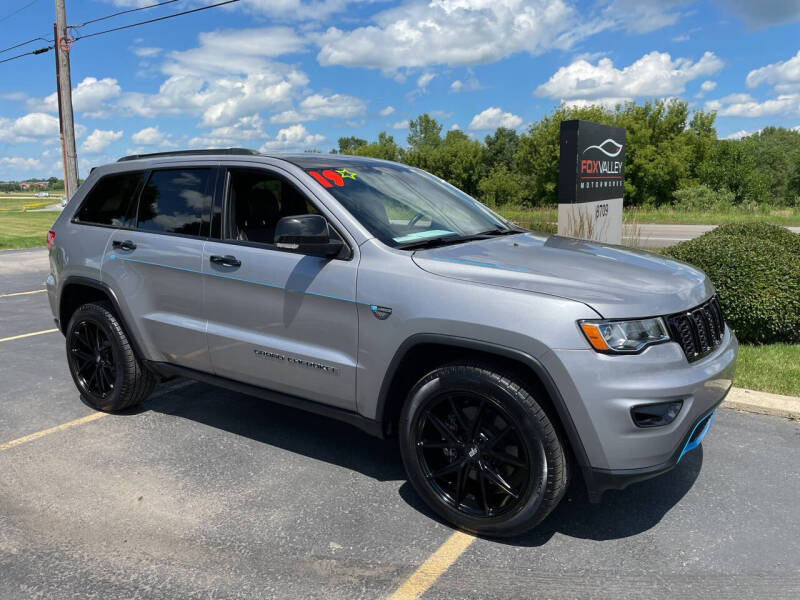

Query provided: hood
[412,232,713,318]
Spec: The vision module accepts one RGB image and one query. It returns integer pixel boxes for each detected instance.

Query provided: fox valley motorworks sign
[558,120,626,244]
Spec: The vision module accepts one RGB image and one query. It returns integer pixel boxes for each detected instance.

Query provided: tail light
[46,230,55,250]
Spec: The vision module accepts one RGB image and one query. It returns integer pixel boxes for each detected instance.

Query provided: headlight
[579,317,670,354]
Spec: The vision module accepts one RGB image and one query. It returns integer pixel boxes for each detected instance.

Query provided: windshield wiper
[397,228,521,250]
[396,234,474,250]
[475,227,523,236]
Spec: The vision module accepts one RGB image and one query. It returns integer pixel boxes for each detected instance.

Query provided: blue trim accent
[431,256,532,274]
[677,410,715,463]
[110,255,371,306]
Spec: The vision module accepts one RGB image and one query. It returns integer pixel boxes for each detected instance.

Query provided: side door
[203,165,359,411]
[101,164,217,372]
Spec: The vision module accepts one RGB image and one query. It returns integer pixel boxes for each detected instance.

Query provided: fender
[58,275,148,362]
[375,333,591,470]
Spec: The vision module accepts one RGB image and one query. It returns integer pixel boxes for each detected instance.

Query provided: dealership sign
[557,120,626,244]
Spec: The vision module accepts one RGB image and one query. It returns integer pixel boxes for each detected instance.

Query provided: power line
[0,45,51,66]
[68,0,180,29]
[71,0,241,42]
[0,0,42,25]
[0,36,51,55]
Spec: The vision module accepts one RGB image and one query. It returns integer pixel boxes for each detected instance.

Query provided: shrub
[672,184,734,212]
[664,223,800,343]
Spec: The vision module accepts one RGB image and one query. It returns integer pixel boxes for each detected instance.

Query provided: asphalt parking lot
[1,248,799,599]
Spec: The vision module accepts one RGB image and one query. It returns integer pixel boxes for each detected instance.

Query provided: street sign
[558,120,626,244]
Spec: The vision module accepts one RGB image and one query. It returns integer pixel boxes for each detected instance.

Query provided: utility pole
[54,0,78,199]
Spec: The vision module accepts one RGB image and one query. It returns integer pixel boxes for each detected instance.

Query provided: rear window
[75,171,143,227]
[136,169,213,236]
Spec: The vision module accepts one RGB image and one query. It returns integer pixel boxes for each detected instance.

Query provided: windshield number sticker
[308,169,357,188]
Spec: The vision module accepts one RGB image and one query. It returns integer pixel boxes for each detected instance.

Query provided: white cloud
[605,0,690,34]
[705,93,800,117]
[164,27,306,78]
[133,46,162,58]
[713,0,800,29]
[417,72,436,89]
[535,51,724,103]
[468,107,523,130]
[268,93,367,124]
[131,126,167,146]
[259,124,324,151]
[379,105,395,116]
[0,156,42,169]
[746,50,800,93]
[725,129,756,140]
[450,123,460,130]
[695,79,717,98]
[450,71,481,93]
[0,112,60,143]
[391,120,409,130]
[317,0,580,72]
[81,129,123,154]
[31,77,121,119]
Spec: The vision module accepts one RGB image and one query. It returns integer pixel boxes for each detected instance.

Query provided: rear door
[202,165,359,411]
[101,164,217,372]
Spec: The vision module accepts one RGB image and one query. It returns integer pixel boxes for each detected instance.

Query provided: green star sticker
[336,168,357,180]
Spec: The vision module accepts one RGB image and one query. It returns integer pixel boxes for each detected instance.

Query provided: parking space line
[387,531,475,600]
[0,412,108,453]
[0,289,46,298]
[0,328,58,343]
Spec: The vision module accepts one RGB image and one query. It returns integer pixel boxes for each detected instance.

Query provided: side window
[136,168,213,236]
[226,168,319,245]
[75,171,144,227]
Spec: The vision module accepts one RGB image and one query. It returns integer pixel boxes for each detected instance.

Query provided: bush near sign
[558,120,626,244]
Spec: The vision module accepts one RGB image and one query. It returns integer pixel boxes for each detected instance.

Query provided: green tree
[335,136,368,155]
[484,127,520,172]
[407,113,443,151]
[478,165,526,207]
[353,131,403,161]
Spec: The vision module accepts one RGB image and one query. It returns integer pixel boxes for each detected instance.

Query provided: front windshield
[303,162,513,247]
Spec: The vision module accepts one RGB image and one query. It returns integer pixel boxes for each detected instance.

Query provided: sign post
[558,120,625,244]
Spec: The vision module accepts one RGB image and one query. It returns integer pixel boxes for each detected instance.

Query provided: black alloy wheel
[68,319,117,400]
[414,392,533,518]
[65,302,155,412]
[400,363,569,537]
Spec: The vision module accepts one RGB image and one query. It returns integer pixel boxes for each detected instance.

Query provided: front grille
[665,296,726,362]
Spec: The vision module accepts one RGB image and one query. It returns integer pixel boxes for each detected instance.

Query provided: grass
[735,343,800,398]
[0,212,57,250]
[0,197,54,211]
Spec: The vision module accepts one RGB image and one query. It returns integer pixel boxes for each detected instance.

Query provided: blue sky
[1,0,799,180]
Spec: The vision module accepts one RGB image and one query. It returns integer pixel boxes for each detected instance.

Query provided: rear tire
[399,363,569,538]
[65,302,155,412]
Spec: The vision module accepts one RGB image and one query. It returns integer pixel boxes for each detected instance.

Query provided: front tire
[399,363,569,537]
[65,302,155,412]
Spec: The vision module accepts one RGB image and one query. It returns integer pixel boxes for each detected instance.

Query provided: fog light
[631,400,683,428]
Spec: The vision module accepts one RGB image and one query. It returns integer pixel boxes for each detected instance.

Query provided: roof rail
[117,148,260,162]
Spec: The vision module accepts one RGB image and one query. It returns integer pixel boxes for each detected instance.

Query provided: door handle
[112,240,136,251]
[210,254,241,267]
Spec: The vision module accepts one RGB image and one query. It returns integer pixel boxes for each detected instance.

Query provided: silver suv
[46,149,737,537]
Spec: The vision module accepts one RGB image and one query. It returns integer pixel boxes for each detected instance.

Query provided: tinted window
[225,169,318,245]
[76,171,143,226]
[137,169,212,236]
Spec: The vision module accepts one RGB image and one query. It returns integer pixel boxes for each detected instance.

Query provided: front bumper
[540,326,737,500]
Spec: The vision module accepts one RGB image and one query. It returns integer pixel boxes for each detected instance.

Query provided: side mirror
[274,214,347,258]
